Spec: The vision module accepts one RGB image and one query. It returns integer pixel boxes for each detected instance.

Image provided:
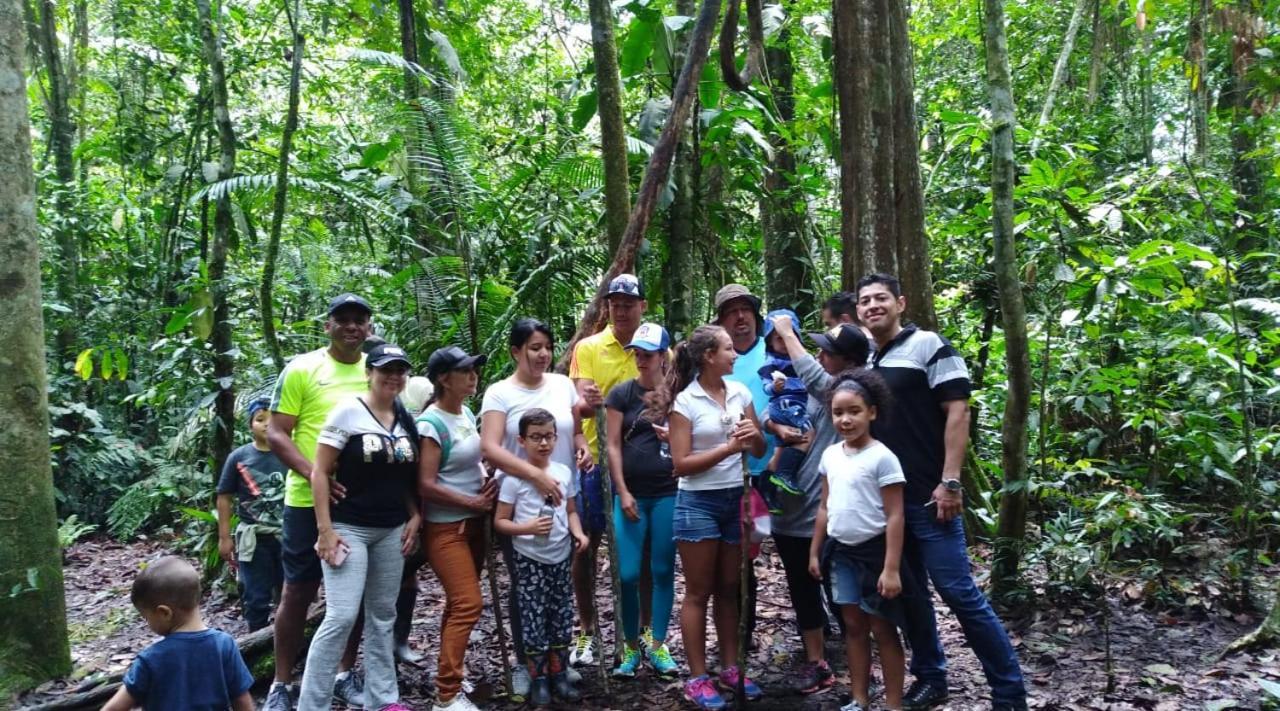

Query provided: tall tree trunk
[1138,17,1154,164]
[1030,0,1090,153]
[1187,0,1209,162]
[71,0,87,186]
[983,0,1032,596]
[835,0,935,325]
[665,0,699,339]
[262,0,303,372]
[399,0,422,101]
[0,0,72,690]
[196,0,238,478]
[588,0,631,257]
[35,0,77,362]
[1085,0,1104,107]
[562,0,723,361]
[761,1,814,319]
[888,0,935,330]
[1221,0,1262,253]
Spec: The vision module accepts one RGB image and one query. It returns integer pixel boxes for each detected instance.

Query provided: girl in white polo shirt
[808,369,909,711]
[660,324,765,709]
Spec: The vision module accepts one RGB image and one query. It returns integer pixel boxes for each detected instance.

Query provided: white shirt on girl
[672,378,753,491]
[480,374,580,477]
[416,405,485,524]
[499,461,579,564]
[818,440,906,546]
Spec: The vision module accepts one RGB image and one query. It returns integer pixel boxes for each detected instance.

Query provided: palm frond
[190,174,407,232]
[339,47,433,80]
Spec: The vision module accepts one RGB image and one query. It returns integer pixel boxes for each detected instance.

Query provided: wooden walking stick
[585,408,615,692]
[484,515,514,697]
[737,455,751,709]
[597,409,625,680]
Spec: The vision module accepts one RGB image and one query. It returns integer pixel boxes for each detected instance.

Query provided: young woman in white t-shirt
[479,318,592,698]
[808,369,907,711]
[658,324,765,709]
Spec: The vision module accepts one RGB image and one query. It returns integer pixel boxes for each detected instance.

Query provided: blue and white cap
[607,273,644,299]
[626,322,670,352]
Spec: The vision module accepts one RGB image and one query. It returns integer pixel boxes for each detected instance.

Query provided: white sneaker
[510,664,531,700]
[395,641,424,663]
[568,635,596,666]
[432,693,481,711]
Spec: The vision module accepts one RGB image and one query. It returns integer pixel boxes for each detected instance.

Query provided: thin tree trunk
[1085,0,1104,106]
[761,1,814,318]
[983,0,1032,596]
[1187,0,1209,162]
[262,0,303,372]
[888,0,936,330]
[71,0,87,186]
[0,0,71,689]
[398,0,421,100]
[35,0,78,361]
[719,0,764,91]
[665,0,699,339]
[588,0,631,257]
[561,0,723,362]
[196,0,238,478]
[1138,20,1154,164]
[1221,0,1262,252]
[1031,0,1090,154]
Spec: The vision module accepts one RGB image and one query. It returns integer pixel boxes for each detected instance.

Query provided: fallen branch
[19,607,325,711]
[1218,578,1280,660]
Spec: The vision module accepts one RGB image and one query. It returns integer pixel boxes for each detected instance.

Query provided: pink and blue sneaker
[684,674,727,710]
[718,665,763,701]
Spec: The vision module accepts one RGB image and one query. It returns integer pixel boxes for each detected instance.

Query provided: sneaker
[647,643,679,677]
[612,645,643,678]
[639,626,655,652]
[902,681,948,710]
[510,665,531,701]
[530,675,551,706]
[432,695,480,711]
[840,702,869,711]
[568,634,596,666]
[378,704,414,711]
[333,670,366,708]
[684,674,727,710]
[395,641,424,663]
[565,665,582,684]
[262,682,293,711]
[717,666,763,701]
[793,659,834,695]
[768,471,803,496]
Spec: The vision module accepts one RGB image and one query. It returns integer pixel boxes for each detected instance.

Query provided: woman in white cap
[604,323,680,678]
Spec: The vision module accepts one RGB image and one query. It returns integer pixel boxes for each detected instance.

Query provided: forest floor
[17,537,1280,710]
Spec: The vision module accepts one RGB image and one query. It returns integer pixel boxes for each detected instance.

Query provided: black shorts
[281,505,322,584]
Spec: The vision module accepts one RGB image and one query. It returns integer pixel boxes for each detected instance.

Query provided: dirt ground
[16,537,1280,710]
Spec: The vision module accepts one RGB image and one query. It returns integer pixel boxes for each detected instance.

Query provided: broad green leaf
[620,18,658,77]
[100,351,114,380]
[191,290,214,341]
[360,142,392,168]
[572,91,598,132]
[74,349,94,381]
[114,349,129,381]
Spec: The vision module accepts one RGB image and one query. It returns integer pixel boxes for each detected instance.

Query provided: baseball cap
[426,345,487,381]
[714,284,762,316]
[762,308,801,342]
[625,323,670,352]
[245,398,270,424]
[607,273,644,299]
[367,343,412,369]
[328,293,372,317]
[808,324,870,363]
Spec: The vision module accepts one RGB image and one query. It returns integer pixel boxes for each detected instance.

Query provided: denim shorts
[673,487,743,544]
[828,554,868,607]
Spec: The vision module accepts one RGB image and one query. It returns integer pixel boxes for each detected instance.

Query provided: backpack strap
[417,410,453,468]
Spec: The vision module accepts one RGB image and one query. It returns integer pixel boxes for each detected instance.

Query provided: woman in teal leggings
[605,323,680,677]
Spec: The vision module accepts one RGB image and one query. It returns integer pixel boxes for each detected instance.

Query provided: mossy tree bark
[982,0,1032,596]
[588,0,631,257]
[197,0,238,479]
[0,0,72,693]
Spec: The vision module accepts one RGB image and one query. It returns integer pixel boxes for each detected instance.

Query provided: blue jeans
[239,534,283,630]
[901,503,1026,704]
[614,495,677,642]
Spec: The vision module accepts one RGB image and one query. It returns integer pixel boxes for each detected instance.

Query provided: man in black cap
[262,293,374,711]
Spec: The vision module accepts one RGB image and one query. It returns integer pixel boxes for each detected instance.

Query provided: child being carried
[759,308,813,500]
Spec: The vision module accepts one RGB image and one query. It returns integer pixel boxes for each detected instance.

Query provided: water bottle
[536,496,555,544]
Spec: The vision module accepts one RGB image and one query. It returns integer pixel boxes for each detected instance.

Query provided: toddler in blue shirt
[102,556,254,711]
[758,308,813,501]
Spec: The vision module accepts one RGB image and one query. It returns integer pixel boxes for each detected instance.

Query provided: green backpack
[415,406,476,468]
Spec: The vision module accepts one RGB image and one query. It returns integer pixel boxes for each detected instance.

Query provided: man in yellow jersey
[566,273,645,667]
[261,294,373,711]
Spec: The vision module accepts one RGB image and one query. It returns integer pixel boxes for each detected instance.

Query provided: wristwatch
[942,478,963,492]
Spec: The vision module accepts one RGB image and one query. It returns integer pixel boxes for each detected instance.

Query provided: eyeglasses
[524,434,557,444]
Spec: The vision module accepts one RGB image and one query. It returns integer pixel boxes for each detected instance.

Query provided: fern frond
[339,48,433,80]
[1235,298,1280,322]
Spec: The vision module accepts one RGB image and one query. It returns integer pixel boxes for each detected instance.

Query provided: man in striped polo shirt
[857,273,1027,711]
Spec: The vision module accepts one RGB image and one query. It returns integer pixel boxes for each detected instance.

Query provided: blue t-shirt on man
[727,336,775,476]
[123,629,253,710]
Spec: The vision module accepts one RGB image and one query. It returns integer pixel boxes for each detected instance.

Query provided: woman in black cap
[297,343,422,711]
[417,346,494,711]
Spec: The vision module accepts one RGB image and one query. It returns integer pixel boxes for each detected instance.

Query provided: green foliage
[57,516,96,550]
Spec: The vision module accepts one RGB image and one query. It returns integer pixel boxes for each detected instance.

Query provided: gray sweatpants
[298,521,406,711]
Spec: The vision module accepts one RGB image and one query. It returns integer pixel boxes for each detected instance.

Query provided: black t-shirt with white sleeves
[605,379,677,498]
[317,397,419,528]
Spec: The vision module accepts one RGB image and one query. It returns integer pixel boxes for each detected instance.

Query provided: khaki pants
[425,517,486,701]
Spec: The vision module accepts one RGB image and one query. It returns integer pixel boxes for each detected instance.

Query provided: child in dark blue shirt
[759,308,813,501]
[102,557,254,711]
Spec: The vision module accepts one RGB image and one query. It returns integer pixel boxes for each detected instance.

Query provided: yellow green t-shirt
[269,348,368,507]
[570,328,637,453]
